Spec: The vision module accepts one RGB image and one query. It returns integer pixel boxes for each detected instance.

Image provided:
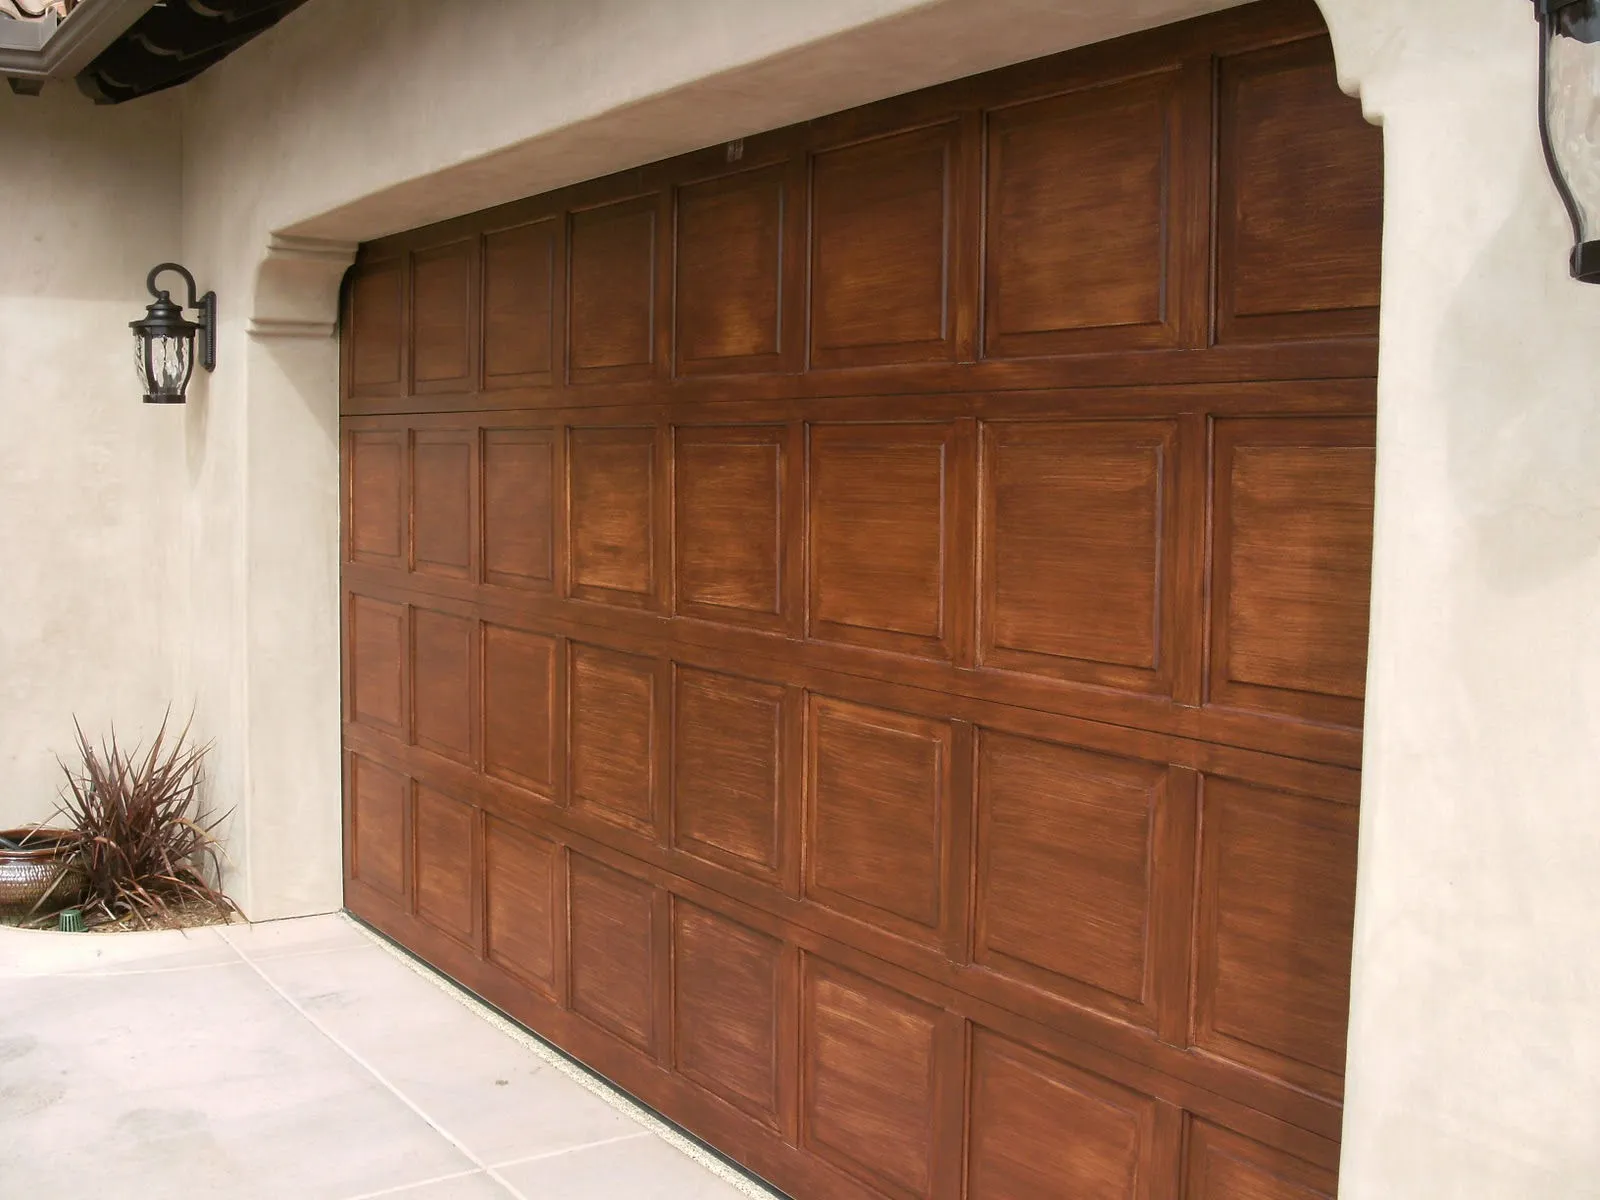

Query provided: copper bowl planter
[0,829,86,919]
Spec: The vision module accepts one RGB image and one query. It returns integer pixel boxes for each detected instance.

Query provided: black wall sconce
[1534,0,1600,283]
[130,262,216,404]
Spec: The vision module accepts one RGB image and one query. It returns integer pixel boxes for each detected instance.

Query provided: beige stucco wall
[0,85,185,832]
[8,0,1600,1191]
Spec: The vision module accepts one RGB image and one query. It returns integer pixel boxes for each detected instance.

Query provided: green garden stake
[57,908,85,933]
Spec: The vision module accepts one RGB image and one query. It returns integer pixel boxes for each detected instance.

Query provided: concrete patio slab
[0,914,781,1200]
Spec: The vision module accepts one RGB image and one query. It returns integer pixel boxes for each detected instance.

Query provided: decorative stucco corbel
[247,233,357,341]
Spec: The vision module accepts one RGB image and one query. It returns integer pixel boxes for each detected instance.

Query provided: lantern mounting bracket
[145,261,216,371]
[1532,0,1600,283]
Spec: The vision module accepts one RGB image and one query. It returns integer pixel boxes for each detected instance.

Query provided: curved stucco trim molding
[247,233,356,340]
[1311,0,1394,123]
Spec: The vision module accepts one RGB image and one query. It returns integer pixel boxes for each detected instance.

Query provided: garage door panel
[802,957,946,1199]
[345,7,1374,1197]
[567,194,661,384]
[411,607,477,765]
[1192,776,1357,1100]
[348,429,406,567]
[485,816,563,999]
[569,853,660,1052]
[567,426,660,609]
[1209,417,1375,727]
[483,218,557,390]
[808,422,967,661]
[482,623,558,796]
[810,122,964,370]
[675,164,790,376]
[673,425,791,630]
[568,642,660,837]
[672,900,789,1129]
[980,418,1182,694]
[975,730,1164,1026]
[1185,1120,1337,1200]
[968,1028,1158,1200]
[1217,35,1383,345]
[985,70,1184,358]
[410,240,476,393]
[482,427,556,590]
[414,784,479,947]
[672,666,791,886]
[348,594,407,738]
[806,695,956,947]
[349,753,410,904]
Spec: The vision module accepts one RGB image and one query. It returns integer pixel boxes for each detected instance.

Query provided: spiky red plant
[54,711,236,927]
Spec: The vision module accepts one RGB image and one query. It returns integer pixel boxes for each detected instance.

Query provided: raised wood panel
[568,643,658,836]
[483,624,557,796]
[484,816,560,997]
[1193,776,1358,1100]
[349,594,405,736]
[411,429,474,580]
[567,196,658,383]
[802,958,941,1198]
[1210,418,1375,727]
[411,607,476,764]
[968,1029,1155,1199]
[676,165,787,375]
[672,901,784,1126]
[809,422,959,660]
[568,853,657,1051]
[568,426,658,608]
[807,696,951,943]
[349,430,405,567]
[975,731,1162,1021]
[985,70,1183,357]
[1186,1121,1336,1200]
[673,667,785,883]
[981,419,1178,693]
[483,219,556,388]
[483,428,555,589]
[350,753,408,902]
[1217,36,1383,344]
[674,425,786,630]
[810,123,960,369]
[348,262,404,394]
[414,784,477,945]
[411,241,475,391]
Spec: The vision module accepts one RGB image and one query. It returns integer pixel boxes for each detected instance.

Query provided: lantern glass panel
[134,329,195,403]
[1548,1,1600,244]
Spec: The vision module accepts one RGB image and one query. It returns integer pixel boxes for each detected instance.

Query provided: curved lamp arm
[145,261,217,372]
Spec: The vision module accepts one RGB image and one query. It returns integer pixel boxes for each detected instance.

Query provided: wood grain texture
[568,853,657,1051]
[341,6,1377,1199]
[414,784,477,944]
[985,70,1183,357]
[802,958,941,1198]
[483,219,556,388]
[673,901,785,1125]
[968,1029,1156,1199]
[1216,35,1383,344]
[410,241,475,390]
[672,666,785,882]
[484,816,560,996]
[568,643,658,836]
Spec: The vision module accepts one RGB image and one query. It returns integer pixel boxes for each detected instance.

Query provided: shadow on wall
[1442,150,1600,592]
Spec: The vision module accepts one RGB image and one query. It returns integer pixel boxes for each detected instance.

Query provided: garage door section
[340,3,1381,1197]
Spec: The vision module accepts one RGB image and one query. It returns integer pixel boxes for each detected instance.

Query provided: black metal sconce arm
[146,261,217,372]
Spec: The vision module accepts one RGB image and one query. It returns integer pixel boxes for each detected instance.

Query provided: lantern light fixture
[130,262,216,404]
[1533,0,1600,283]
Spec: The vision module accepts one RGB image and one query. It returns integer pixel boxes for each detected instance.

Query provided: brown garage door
[339,2,1380,1195]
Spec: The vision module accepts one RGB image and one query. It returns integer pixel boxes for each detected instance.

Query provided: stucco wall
[0,85,184,832]
[1318,1,1600,1194]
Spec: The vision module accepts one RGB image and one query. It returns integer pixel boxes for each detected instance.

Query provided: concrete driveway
[0,914,780,1199]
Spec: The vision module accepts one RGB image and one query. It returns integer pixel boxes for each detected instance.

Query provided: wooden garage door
[340,2,1381,1196]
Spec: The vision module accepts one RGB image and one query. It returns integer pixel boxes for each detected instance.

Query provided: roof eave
[0,0,154,83]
